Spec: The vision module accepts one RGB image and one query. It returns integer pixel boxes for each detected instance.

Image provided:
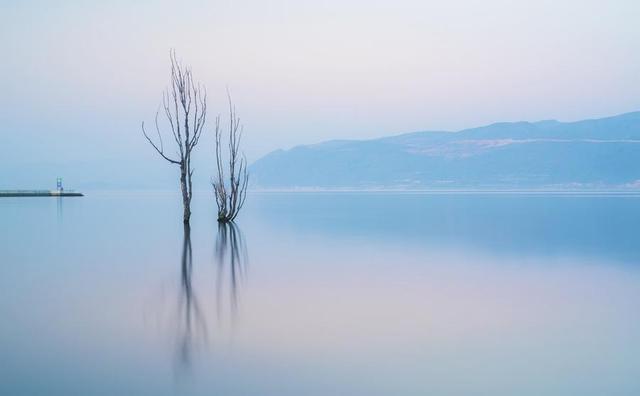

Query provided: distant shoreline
[247,188,640,195]
[9,188,639,197]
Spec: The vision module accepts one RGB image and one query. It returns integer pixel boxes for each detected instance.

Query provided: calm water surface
[1,192,640,395]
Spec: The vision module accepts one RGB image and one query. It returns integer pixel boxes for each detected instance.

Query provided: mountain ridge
[250,111,640,190]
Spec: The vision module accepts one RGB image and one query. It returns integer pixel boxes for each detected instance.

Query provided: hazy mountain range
[250,111,640,190]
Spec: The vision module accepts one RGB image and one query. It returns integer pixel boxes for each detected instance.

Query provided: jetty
[0,190,83,197]
[0,178,83,197]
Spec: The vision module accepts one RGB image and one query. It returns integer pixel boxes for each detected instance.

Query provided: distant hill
[250,111,640,190]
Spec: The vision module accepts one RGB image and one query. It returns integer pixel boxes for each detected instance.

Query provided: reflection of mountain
[252,193,640,264]
[251,111,640,189]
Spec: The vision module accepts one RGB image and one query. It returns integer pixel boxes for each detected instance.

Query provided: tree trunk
[180,168,191,223]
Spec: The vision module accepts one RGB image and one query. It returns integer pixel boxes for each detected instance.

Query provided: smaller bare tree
[142,50,206,224]
[212,95,249,223]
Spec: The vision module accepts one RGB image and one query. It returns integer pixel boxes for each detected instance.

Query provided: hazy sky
[1,0,639,189]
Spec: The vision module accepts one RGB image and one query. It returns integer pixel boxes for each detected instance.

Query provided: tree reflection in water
[173,222,249,374]
[175,224,207,373]
[215,222,249,322]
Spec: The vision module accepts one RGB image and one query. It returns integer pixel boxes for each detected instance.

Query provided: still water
[1,192,640,395]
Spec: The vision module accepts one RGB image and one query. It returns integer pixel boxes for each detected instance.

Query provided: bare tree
[142,50,206,223]
[212,94,249,223]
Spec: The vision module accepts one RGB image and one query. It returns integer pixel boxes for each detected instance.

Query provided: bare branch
[142,121,181,165]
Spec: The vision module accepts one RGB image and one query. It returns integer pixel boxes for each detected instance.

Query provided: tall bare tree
[212,94,249,223]
[142,50,206,223]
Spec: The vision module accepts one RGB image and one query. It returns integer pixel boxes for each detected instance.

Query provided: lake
[1,192,640,395]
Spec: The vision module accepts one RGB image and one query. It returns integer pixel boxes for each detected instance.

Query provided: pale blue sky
[1,0,639,189]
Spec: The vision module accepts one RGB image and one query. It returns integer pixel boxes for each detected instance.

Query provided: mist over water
[3,1,640,394]
[1,192,640,395]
